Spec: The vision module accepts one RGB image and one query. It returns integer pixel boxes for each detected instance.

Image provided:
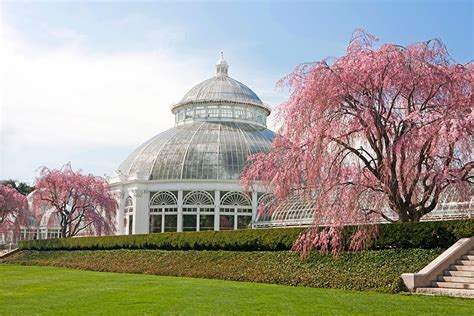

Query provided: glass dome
[171,54,271,127]
[116,55,275,182]
[177,75,264,107]
[174,53,265,108]
[117,121,274,180]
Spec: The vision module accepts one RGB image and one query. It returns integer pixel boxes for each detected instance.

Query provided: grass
[0,265,472,315]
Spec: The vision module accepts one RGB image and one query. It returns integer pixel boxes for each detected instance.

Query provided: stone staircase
[0,247,19,259]
[416,249,474,298]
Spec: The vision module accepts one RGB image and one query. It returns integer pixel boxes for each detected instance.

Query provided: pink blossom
[0,184,28,236]
[243,30,473,255]
[32,163,117,238]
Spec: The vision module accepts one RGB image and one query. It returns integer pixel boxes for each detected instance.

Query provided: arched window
[255,193,274,222]
[183,190,214,206]
[149,192,178,233]
[123,196,134,235]
[220,192,252,230]
[221,191,251,206]
[270,195,314,226]
[183,191,215,232]
[150,191,178,206]
[124,196,133,213]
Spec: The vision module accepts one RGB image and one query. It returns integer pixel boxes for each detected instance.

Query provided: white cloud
[0,23,208,181]
[0,21,287,183]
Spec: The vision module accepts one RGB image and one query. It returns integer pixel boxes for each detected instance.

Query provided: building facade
[109,55,275,235]
[1,56,472,246]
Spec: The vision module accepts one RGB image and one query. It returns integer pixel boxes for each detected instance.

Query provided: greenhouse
[107,55,474,236]
[254,194,474,228]
[109,55,276,234]
[2,55,472,245]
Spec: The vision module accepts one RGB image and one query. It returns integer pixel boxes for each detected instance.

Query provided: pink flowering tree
[243,30,473,254]
[0,184,28,239]
[32,164,117,238]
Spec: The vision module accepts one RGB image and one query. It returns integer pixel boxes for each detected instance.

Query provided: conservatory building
[109,55,275,235]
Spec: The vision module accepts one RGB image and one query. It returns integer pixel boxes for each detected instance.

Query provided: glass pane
[237,215,252,229]
[128,215,133,235]
[183,215,197,232]
[164,215,177,232]
[200,215,214,231]
[219,215,234,230]
[149,215,162,233]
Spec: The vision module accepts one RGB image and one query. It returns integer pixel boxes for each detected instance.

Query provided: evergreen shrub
[19,220,473,251]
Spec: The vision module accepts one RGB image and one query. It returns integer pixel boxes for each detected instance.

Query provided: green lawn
[0,265,472,315]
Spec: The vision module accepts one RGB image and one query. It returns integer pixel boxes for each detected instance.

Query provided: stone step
[462,255,474,261]
[457,260,474,266]
[432,282,474,290]
[438,276,474,284]
[444,270,474,277]
[416,287,474,298]
[468,250,474,255]
[450,264,474,271]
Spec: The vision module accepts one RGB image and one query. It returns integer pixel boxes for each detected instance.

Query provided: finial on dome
[216,52,228,76]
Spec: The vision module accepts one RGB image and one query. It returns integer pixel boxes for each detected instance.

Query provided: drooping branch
[243,29,473,255]
[32,163,118,238]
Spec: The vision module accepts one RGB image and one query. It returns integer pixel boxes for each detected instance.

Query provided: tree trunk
[60,225,67,238]
[395,207,423,222]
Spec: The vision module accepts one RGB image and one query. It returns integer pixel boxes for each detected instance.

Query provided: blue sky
[1,1,472,183]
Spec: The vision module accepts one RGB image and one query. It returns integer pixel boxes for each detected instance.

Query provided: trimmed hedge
[2,248,444,292]
[19,219,474,251]
[20,228,303,251]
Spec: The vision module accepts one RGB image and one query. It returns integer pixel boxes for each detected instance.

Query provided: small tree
[0,184,28,239]
[243,30,473,254]
[32,164,117,238]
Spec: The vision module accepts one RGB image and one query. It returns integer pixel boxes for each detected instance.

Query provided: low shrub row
[374,219,473,249]
[2,248,444,292]
[20,227,303,251]
[19,219,474,251]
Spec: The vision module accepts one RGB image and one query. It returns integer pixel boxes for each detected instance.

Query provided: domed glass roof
[178,75,264,107]
[173,53,265,108]
[115,55,275,182]
[117,121,274,180]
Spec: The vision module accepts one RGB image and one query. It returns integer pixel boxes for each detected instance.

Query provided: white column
[133,189,150,234]
[214,190,220,231]
[161,212,165,233]
[197,210,200,232]
[115,191,125,235]
[177,190,183,232]
[252,191,258,228]
[234,208,238,230]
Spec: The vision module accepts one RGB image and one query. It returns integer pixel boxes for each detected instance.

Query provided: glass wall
[183,215,197,231]
[219,215,234,230]
[174,104,268,126]
[164,215,178,232]
[149,215,162,233]
[182,191,215,232]
[219,191,253,230]
[237,216,252,229]
[147,190,255,233]
[149,191,179,233]
[128,215,133,235]
[124,196,134,235]
[199,215,214,231]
